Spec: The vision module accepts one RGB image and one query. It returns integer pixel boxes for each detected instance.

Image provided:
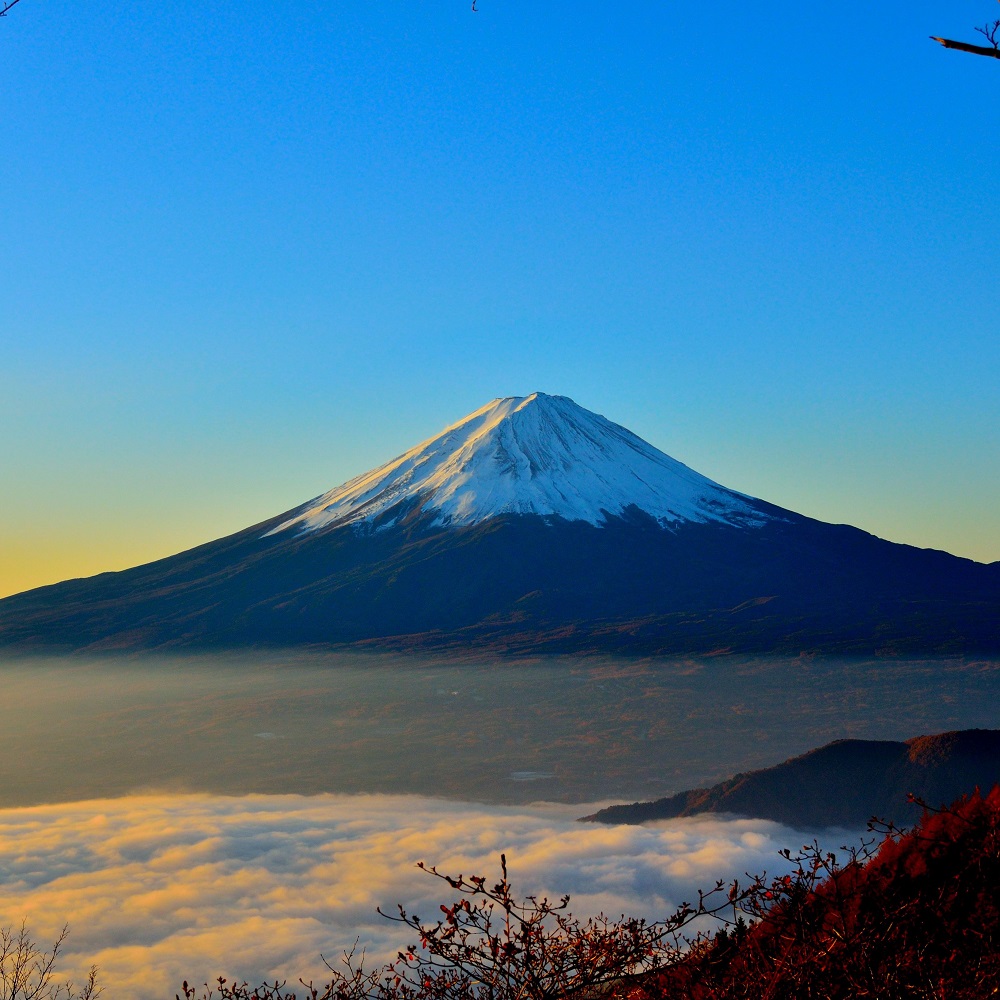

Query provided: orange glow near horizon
[3,497,997,603]
[0,530,209,600]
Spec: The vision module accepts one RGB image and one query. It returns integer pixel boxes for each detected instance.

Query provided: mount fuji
[2,393,998,656]
[266,393,770,535]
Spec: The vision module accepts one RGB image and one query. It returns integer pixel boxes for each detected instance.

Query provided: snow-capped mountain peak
[266,392,770,537]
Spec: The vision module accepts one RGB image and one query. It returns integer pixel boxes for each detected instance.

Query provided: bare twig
[0,922,101,1000]
[0,0,24,17]
[975,17,1000,47]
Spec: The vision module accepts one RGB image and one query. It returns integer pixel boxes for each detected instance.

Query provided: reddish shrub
[183,787,1000,1000]
[650,786,1000,998]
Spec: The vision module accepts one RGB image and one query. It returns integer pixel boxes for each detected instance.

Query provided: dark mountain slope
[582,729,1000,828]
[1,392,998,656]
[0,502,998,655]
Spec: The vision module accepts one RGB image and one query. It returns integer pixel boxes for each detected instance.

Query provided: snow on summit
[266,393,770,537]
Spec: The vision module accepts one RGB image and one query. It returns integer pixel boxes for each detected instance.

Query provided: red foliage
[649,786,1000,998]
[182,788,1000,1000]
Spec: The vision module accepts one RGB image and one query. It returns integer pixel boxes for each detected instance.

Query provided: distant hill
[581,729,1000,828]
[2,393,998,656]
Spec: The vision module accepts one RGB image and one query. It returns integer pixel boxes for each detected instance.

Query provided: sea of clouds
[0,794,850,999]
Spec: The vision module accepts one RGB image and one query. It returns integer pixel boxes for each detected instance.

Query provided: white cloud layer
[0,795,838,999]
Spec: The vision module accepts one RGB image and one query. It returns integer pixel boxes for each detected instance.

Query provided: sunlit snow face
[0,793,832,1000]
[266,393,770,537]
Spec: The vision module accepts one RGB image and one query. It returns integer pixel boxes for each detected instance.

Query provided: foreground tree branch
[179,853,751,1000]
[0,923,100,1000]
[0,0,24,16]
[933,1,1000,58]
[931,35,1000,58]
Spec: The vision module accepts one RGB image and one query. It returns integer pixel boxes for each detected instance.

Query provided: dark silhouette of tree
[0,1,24,18]
[932,1,1000,58]
[0,923,100,1000]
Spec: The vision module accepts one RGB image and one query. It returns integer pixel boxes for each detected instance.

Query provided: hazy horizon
[2,651,998,810]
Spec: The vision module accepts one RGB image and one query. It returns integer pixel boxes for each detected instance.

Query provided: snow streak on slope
[266,393,771,537]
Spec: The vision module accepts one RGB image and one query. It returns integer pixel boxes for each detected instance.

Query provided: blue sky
[2,1,998,596]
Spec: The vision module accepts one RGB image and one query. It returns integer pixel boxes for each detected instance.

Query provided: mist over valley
[4,652,1000,810]
[4,650,1000,999]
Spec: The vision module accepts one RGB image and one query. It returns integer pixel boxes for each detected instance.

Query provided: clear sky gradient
[2,1,998,598]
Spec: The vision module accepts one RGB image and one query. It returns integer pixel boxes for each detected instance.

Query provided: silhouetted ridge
[582,729,1000,828]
